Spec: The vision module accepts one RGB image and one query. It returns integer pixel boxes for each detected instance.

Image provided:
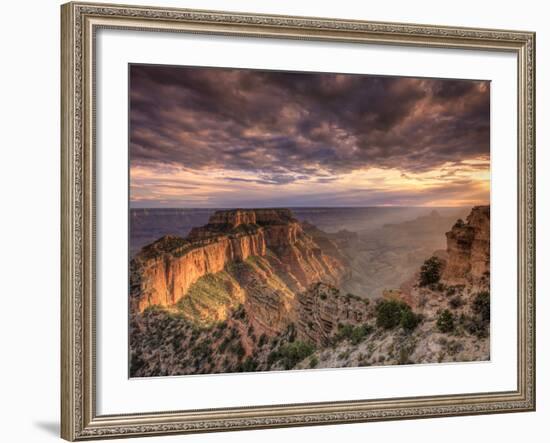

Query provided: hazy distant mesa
[130,65,490,208]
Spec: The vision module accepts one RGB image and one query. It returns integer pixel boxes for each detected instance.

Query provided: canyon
[130,206,491,377]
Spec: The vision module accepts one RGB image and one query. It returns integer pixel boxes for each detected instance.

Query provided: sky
[130,64,490,208]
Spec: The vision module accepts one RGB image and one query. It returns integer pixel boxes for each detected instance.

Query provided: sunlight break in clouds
[130,65,490,208]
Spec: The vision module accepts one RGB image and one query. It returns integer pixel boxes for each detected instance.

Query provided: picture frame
[61,1,536,440]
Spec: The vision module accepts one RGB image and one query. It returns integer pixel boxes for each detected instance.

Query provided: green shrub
[464,316,489,338]
[240,357,258,372]
[462,291,490,338]
[218,337,230,353]
[473,291,490,322]
[449,296,463,309]
[335,323,354,340]
[229,341,245,359]
[258,333,268,347]
[375,300,420,332]
[309,356,319,368]
[130,353,144,374]
[335,323,373,345]
[376,300,405,329]
[437,310,455,333]
[191,340,210,358]
[267,350,279,366]
[273,341,316,370]
[400,309,422,332]
[419,256,443,287]
[351,325,373,344]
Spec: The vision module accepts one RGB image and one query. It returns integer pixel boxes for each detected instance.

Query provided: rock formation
[206,208,295,227]
[296,282,370,345]
[131,209,348,316]
[442,205,490,285]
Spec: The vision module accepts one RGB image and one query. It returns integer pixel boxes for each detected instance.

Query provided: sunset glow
[130,65,490,208]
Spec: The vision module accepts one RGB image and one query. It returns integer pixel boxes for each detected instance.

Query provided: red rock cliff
[131,209,347,313]
[131,229,266,312]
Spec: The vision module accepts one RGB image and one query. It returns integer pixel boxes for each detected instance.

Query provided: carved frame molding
[61,2,535,440]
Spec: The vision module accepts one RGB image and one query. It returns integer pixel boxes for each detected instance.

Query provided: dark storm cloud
[130,65,489,180]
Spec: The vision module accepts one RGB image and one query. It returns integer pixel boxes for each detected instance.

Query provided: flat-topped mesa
[210,208,295,227]
[442,205,490,285]
[188,209,302,247]
[131,208,347,314]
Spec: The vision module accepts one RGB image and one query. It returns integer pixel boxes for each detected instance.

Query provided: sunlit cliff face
[130,65,490,208]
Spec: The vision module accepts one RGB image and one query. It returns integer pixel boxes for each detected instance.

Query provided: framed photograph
[61,2,536,440]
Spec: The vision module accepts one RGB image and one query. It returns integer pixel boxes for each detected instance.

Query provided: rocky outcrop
[131,209,348,314]
[296,283,370,346]
[442,205,490,285]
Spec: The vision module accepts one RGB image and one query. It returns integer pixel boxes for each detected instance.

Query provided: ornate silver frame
[61,2,536,440]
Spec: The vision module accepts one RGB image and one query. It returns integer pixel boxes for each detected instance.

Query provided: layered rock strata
[296,282,370,346]
[131,209,347,314]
